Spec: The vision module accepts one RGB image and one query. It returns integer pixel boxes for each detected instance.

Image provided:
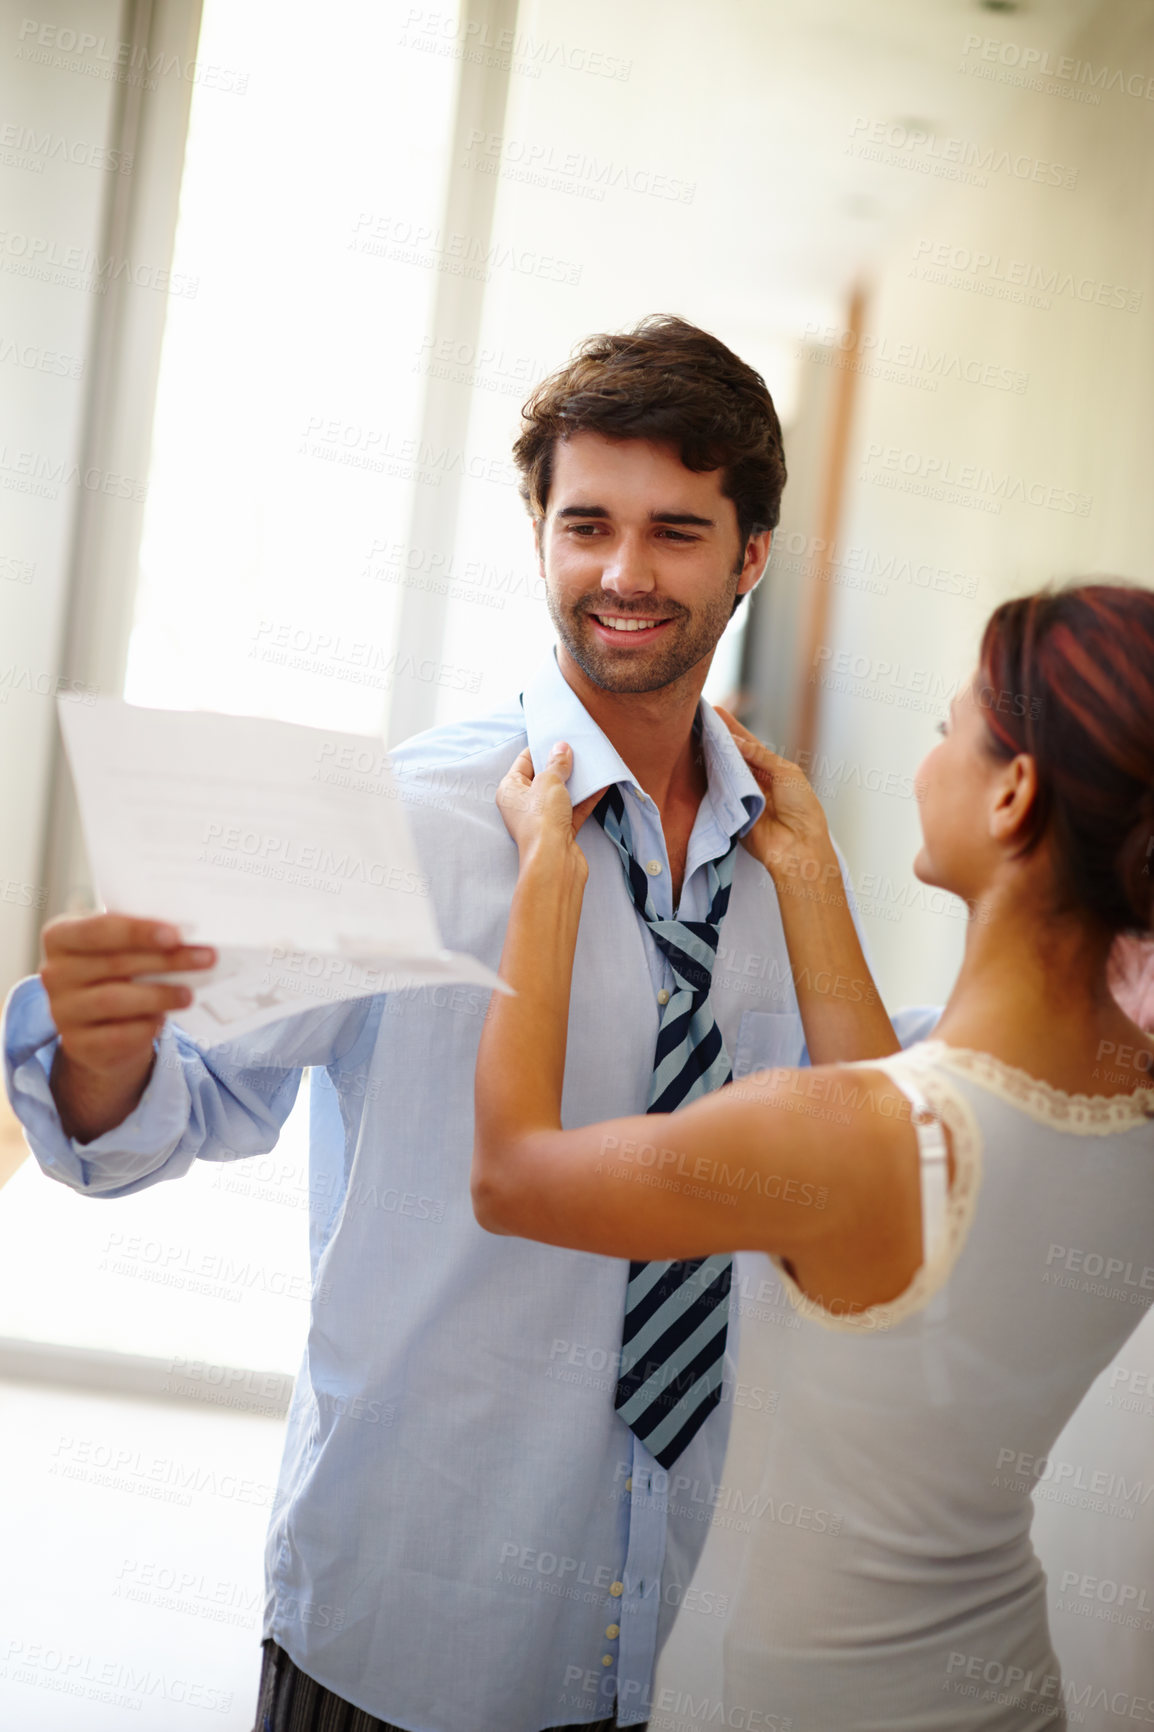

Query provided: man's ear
[737,528,773,597]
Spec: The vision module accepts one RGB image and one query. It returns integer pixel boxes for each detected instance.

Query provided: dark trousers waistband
[252,1639,644,1732]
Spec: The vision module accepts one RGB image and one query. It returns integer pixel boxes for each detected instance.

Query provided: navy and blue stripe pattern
[593,783,738,1470]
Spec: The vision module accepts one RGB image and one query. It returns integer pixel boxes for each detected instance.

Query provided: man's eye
[658,529,695,542]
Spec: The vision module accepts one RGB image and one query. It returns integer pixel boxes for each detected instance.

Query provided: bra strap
[873,1059,950,1268]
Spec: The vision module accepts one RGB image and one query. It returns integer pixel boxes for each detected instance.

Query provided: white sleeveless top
[722,1040,1154,1732]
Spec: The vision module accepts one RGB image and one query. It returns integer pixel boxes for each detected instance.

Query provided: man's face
[538,432,770,694]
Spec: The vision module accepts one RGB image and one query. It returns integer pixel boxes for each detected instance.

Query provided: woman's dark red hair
[977,582,1154,934]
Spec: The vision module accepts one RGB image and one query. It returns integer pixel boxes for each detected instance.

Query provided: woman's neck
[928,887,1150,1095]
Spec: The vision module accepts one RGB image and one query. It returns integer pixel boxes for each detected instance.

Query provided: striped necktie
[593,783,738,1470]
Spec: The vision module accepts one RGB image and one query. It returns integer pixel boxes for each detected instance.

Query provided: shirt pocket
[731,1009,807,1079]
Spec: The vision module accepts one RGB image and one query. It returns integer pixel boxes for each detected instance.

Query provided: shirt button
[624,1477,632,1491]
[646,859,663,876]
[606,1624,620,1640]
[656,989,670,1005]
[602,1655,613,1667]
[610,1581,624,1597]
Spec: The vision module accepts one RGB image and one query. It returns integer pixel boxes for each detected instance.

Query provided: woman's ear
[989,753,1038,846]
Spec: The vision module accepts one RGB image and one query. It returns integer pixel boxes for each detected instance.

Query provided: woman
[471,583,1154,1731]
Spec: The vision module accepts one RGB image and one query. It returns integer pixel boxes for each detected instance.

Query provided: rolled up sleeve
[2,975,371,1199]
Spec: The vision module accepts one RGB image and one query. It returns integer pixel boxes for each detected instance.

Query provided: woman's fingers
[715,705,794,775]
[496,743,579,848]
[537,744,578,823]
[713,706,832,857]
[526,745,604,834]
[730,731,779,792]
[571,787,608,834]
[543,741,571,775]
[713,706,803,789]
[531,743,574,806]
[500,746,535,798]
[714,704,755,745]
[715,704,778,759]
[500,744,568,796]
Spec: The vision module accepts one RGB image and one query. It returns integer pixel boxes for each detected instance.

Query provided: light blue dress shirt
[2,650,939,1731]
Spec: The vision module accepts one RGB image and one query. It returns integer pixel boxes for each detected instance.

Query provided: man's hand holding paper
[53,697,505,1051]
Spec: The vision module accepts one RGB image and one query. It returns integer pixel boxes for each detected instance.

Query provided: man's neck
[555,643,710,815]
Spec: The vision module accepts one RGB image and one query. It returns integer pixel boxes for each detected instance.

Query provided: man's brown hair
[512,314,787,554]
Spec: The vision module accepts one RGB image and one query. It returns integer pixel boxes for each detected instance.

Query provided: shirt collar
[520,648,765,841]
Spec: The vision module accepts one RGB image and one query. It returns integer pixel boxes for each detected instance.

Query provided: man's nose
[599,534,656,598]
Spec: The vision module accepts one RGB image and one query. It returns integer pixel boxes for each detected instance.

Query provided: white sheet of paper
[57,697,509,1045]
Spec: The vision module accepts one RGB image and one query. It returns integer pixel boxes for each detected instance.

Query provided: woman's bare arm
[471,744,919,1292]
[716,708,899,1065]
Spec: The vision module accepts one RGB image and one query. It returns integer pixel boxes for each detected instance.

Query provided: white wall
[657,8,1154,1724]
[812,0,1154,1009]
[0,0,123,990]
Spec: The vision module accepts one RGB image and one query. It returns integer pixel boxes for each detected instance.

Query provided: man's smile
[585,609,679,643]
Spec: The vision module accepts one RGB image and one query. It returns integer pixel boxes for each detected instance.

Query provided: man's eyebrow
[650,510,715,528]
[554,504,716,528]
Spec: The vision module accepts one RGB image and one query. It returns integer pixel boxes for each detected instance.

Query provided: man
[3,316,935,1731]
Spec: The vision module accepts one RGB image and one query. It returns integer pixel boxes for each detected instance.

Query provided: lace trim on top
[770,1056,984,1336]
[916,1039,1154,1134]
